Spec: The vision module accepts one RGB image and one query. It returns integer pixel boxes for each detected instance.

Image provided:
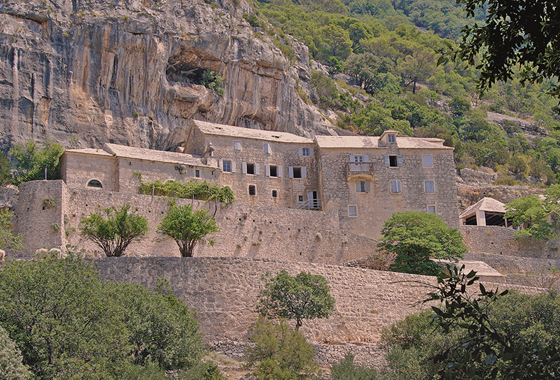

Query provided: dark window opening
[270,165,278,177]
[249,185,256,196]
[298,195,304,202]
[247,163,255,175]
[195,169,200,178]
[293,167,302,178]
[388,134,396,143]
[465,215,477,225]
[272,190,278,198]
[389,156,398,167]
[87,180,102,188]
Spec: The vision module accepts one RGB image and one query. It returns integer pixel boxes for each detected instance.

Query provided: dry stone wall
[461,226,560,259]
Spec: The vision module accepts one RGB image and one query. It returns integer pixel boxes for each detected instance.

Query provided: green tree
[378,212,466,276]
[0,152,10,186]
[331,353,378,380]
[245,317,319,380]
[504,184,560,240]
[157,204,220,257]
[0,256,209,379]
[442,0,560,111]
[448,95,471,119]
[80,204,149,257]
[257,270,335,331]
[0,325,31,380]
[317,24,353,60]
[0,210,23,252]
[9,139,63,185]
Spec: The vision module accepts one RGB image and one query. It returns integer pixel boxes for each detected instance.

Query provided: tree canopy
[0,325,30,380]
[378,212,466,276]
[8,140,63,185]
[80,204,149,257]
[157,204,220,257]
[257,270,335,330]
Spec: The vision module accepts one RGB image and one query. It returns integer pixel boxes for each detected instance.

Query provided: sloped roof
[103,143,211,167]
[460,197,506,219]
[192,120,313,144]
[64,148,113,157]
[315,135,453,150]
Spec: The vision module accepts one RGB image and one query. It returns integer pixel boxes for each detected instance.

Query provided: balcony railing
[346,162,374,176]
[296,198,322,210]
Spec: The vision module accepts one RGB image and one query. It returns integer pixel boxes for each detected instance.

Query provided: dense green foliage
[0,210,23,251]
[378,212,466,275]
[330,353,378,380]
[504,184,560,240]
[9,140,63,185]
[80,204,149,257]
[0,325,30,380]
[0,256,216,379]
[139,180,235,204]
[245,317,319,380]
[0,152,10,186]
[158,204,220,257]
[258,270,335,330]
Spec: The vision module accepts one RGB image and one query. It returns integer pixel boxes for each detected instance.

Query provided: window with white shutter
[391,180,401,193]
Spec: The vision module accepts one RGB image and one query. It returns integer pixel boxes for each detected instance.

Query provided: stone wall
[461,226,560,259]
[16,180,375,264]
[94,257,437,364]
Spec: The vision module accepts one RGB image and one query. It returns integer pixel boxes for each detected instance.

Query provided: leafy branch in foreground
[426,265,560,379]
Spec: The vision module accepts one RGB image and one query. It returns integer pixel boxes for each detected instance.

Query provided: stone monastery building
[62,120,459,240]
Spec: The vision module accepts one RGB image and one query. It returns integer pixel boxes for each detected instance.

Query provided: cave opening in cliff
[166,61,206,85]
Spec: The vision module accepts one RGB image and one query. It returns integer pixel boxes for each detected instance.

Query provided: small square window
[234,141,242,151]
[302,148,310,156]
[354,155,363,163]
[272,190,278,198]
[348,206,357,217]
[391,180,401,193]
[249,185,256,196]
[270,165,278,177]
[428,206,436,214]
[388,134,396,143]
[425,181,435,193]
[195,169,200,178]
[389,156,398,167]
[293,167,302,178]
[223,161,232,172]
[247,163,255,175]
[298,195,304,202]
[423,155,433,168]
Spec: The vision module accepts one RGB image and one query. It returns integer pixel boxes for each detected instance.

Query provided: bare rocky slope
[0,0,334,151]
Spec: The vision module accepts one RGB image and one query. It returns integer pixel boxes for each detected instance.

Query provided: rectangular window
[389,156,398,167]
[354,155,363,162]
[428,206,436,214]
[195,169,200,178]
[356,180,369,193]
[234,141,242,151]
[270,165,278,177]
[248,185,256,196]
[302,148,310,156]
[348,206,357,217]
[391,180,401,193]
[223,160,232,172]
[298,195,304,202]
[293,167,302,178]
[425,181,435,193]
[264,143,272,154]
[272,190,278,198]
[247,163,255,175]
[423,155,433,168]
[388,134,396,143]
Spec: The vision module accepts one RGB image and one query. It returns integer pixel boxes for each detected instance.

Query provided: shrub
[138,180,234,204]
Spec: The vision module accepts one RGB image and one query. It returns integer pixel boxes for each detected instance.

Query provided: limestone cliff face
[0,0,333,151]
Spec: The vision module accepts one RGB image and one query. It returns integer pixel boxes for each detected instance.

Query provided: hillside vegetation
[246,0,560,184]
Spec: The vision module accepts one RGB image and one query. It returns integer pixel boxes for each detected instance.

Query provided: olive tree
[157,204,220,257]
[378,212,466,276]
[257,270,335,330]
[80,204,148,257]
